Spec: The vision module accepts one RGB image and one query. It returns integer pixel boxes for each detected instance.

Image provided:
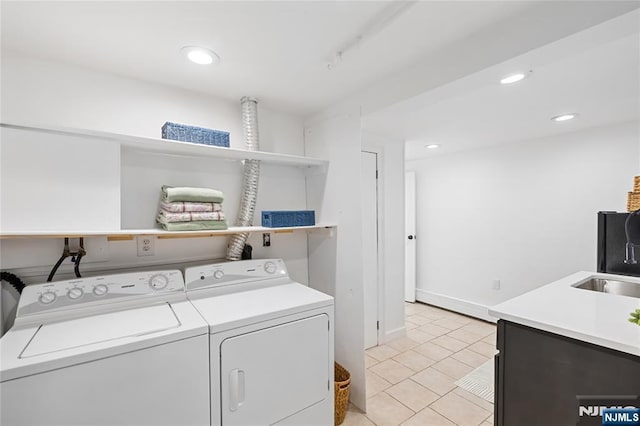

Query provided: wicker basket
[334,362,351,426]
[161,122,230,147]
[628,191,640,212]
[634,176,640,192]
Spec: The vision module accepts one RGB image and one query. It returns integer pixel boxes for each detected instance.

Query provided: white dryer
[0,270,210,426]
[184,259,334,426]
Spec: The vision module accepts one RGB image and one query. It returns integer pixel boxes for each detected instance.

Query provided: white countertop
[489,271,640,356]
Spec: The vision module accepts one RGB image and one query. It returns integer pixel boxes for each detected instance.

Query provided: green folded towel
[162,185,224,203]
[159,220,228,232]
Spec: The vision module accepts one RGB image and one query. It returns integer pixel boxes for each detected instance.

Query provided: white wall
[406,122,639,319]
[302,114,407,414]
[1,50,304,156]
[0,51,310,330]
[305,108,366,410]
[361,132,406,343]
[1,127,121,232]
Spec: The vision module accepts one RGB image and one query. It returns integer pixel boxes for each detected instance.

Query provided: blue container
[162,122,230,147]
[262,210,316,228]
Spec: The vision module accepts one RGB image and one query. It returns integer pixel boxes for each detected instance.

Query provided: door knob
[408,235,413,240]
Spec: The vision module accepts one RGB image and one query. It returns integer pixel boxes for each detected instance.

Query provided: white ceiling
[363,10,640,160]
[0,0,612,116]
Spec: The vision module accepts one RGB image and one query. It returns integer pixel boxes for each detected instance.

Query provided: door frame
[361,147,385,347]
[404,170,416,302]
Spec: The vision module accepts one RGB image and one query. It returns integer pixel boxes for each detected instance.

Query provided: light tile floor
[343,302,497,426]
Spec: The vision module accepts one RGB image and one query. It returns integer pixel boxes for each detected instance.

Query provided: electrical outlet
[137,236,156,257]
[492,279,501,290]
[263,233,271,247]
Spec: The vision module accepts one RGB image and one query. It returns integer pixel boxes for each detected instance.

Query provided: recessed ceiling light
[551,113,578,122]
[425,144,440,149]
[181,46,220,65]
[500,73,526,85]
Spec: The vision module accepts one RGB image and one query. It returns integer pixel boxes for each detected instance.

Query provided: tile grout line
[426,388,465,426]
[359,302,497,426]
[379,388,417,418]
[422,385,493,426]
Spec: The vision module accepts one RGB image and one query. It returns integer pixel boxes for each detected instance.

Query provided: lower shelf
[0,224,335,240]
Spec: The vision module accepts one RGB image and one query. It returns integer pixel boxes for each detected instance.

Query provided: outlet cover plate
[137,236,156,257]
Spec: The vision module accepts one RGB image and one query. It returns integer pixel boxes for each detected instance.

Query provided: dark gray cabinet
[495,320,640,426]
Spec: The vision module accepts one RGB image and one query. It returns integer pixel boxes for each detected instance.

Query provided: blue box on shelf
[262,210,316,228]
[161,122,230,147]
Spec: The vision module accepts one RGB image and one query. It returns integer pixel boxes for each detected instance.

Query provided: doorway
[361,150,379,349]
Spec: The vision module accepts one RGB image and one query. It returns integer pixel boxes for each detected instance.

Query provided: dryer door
[220,314,330,425]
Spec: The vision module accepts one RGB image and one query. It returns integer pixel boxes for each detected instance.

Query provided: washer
[0,270,210,426]
[184,259,334,426]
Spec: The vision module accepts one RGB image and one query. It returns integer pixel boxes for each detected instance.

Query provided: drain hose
[226,97,261,260]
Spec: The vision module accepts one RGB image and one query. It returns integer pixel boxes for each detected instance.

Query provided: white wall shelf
[0,224,336,240]
[0,123,328,168]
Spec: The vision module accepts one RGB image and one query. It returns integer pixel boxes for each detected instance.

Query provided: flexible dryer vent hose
[226,97,261,260]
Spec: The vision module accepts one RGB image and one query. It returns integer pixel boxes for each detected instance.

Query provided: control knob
[264,261,277,274]
[213,270,224,280]
[149,274,169,290]
[39,291,57,305]
[67,287,84,300]
[93,284,108,296]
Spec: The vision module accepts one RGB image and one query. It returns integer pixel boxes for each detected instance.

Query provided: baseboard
[382,325,406,343]
[415,289,497,323]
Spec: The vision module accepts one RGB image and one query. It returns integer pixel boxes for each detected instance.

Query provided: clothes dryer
[184,259,334,426]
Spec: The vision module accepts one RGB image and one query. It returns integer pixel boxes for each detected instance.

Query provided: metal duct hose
[226,97,261,260]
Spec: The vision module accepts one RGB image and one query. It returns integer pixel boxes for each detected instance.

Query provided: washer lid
[21,303,179,358]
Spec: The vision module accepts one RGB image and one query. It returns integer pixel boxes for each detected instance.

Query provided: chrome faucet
[624,210,640,264]
[625,242,637,265]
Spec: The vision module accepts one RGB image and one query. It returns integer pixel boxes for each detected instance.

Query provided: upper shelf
[0,123,328,168]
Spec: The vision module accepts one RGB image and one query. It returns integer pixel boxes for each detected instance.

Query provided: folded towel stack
[157,185,228,231]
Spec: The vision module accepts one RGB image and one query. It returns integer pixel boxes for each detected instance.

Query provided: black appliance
[597,211,640,277]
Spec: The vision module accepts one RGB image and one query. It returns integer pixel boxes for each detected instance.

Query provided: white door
[220,315,330,425]
[405,171,416,302]
[361,151,379,349]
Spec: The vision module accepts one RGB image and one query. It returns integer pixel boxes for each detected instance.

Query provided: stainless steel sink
[573,278,640,299]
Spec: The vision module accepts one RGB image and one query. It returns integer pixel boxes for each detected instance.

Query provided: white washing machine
[184,259,334,426]
[0,270,210,426]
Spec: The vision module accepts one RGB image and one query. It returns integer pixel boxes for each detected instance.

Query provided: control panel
[17,270,185,318]
[184,259,288,291]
